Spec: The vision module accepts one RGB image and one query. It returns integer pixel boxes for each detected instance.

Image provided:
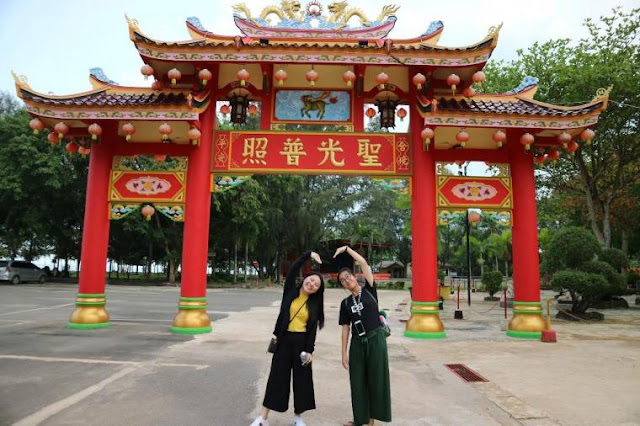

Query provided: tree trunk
[495,256,499,271]
[244,241,249,282]
[576,156,606,246]
[234,238,238,284]
[154,214,175,284]
[504,260,509,280]
[146,241,153,280]
[168,258,177,283]
[602,201,611,248]
[622,229,629,255]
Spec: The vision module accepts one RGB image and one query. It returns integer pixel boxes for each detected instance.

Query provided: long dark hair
[301,272,325,330]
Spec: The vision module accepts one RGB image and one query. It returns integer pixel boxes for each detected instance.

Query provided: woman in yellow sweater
[251,250,325,426]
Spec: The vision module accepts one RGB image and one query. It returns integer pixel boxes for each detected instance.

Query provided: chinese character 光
[318,138,344,167]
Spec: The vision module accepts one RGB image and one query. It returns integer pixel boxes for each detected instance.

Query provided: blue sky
[1,0,636,97]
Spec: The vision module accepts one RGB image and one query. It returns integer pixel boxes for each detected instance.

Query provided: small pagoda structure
[14,1,610,338]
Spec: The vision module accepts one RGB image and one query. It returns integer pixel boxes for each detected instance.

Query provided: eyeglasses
[339,273,352,284]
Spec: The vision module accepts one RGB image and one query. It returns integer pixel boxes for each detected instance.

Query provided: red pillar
[171,104,215,334]
[404,82,445,339]
[507,138,544,338]
[68,127,114,329]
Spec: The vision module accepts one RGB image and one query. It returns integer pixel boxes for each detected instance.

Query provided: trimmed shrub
[547,227,601,271]
[551,269,608,313]
[580,260,626,297]
[481,270,503,297]
[627,270,640,287]
[599,248,629,272]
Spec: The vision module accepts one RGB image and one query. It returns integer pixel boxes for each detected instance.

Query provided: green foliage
[599,248,629,272]
[626,270,640,286]
[547,227,601,271]
[481,270,504,297]
[551,270,608,313]
[580,260,626,297]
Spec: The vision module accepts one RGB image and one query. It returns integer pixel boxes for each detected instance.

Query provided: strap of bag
[288,299,308,325]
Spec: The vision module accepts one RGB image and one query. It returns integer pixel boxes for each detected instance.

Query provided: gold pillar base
[68,294,110,329]
[404,301,446,339]
[170,297,212,334]
[507,301,545,339]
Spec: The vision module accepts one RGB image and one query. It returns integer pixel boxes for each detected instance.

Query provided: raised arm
[283,250,322,293]
[334,245,374,286]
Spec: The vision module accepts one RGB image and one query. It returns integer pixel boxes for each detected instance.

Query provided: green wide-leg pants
[348,328,391,425]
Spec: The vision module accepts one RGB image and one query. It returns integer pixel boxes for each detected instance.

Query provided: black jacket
[272,251,319,353]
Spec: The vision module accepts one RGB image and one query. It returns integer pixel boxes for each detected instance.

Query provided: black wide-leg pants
[263,331,316,414]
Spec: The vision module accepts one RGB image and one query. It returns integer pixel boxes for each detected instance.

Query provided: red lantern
[566,140,579,155]
[468,211,482,223]
[376,72,389,90]
[140,64,154,80]
[151,80,163,91]
[88,123,102,141]
[365,107,376,118]
[455,160,465,167]
[456,130,470,148]
[412,73,426,90]
[580,128,595,144]
[54,122,69,140]
[557,131,572,149]
[167,68,181,86]
[462,87,476,98]
[29,118,44,135]
[187,127,201,145]
[220,104,230,116]
[305,69,319,86]
[343,70,356,87]
[78,146,91,156]
[198,69,212,86]
[520,133,534,151]
[248,104,258,116]
[396,108,407,121]
[65,141,78,154]
[47,132,60,145]
[237,68,250,87]
[421,127,434,150]
[154,154,167,162]
[122,122,136,141]
[492,130,506,148]
[535,154,547,165]
[446,74,460,95]
[548,149,560,161]
[158,123,173,141]
[274,69,288,86]
[472,71,486,84]
[141,205,155,221]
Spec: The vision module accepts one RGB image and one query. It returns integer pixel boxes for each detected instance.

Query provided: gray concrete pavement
[1,284,639,425]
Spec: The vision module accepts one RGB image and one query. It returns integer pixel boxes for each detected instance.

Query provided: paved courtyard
[1,284,639,425]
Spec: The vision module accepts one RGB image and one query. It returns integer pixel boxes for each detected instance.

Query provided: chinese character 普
[279,137,307,166]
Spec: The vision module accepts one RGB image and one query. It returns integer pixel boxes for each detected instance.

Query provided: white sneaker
[293,415,307,426]
[250,416,268,426]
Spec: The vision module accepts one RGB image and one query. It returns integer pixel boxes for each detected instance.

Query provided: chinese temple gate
[14,2,610,339]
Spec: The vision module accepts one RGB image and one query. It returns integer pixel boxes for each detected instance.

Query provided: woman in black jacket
[251,250,325,426]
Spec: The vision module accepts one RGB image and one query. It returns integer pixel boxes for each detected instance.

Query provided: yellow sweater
[287,292,309,332]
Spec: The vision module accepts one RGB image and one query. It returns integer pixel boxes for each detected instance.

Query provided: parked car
[0,260,47,284]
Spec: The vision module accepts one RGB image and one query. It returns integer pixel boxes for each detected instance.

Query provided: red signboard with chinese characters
[110,171,186,203]
[436,176,512,209]
[212,131,411,176]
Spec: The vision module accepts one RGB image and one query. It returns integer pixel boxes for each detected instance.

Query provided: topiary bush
[547,227,601,272]
[627,270,640,288]
[599,248,629,272]
[551,269,608,314]
[580,260,626,298]
[481,270,503,298]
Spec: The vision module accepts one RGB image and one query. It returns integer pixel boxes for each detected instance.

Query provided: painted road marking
[0,354,209,370]
[0,303,74,316]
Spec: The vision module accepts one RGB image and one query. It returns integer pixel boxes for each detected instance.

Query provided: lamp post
[458,162,472,306]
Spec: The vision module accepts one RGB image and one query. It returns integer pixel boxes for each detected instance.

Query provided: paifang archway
[14,2,610,339]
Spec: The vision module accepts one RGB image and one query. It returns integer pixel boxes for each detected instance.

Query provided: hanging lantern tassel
[580,128,595,145]
[188,127,201,146]
[520,133,535,151]
[29,118,44,135]
[141,205,155,221]
[421,127,434,151]
[456,130,470,148]
[88,123,102,141]
[446,74,460,96]
[237,69,250,87]
[198,69,212,86]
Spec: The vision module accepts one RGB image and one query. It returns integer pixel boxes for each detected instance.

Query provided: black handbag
[267,300,308,354]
